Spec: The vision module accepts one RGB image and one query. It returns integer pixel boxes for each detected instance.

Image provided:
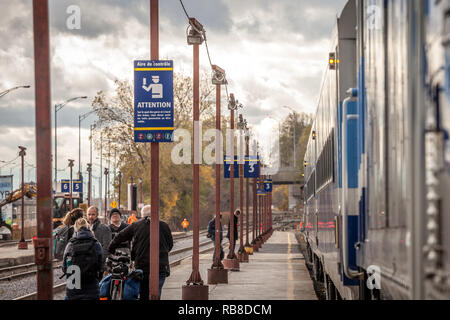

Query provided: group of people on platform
[57,205,240,300]
[56,205,173,300]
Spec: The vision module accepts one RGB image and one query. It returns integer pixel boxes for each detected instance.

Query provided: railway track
[14,240,229,300]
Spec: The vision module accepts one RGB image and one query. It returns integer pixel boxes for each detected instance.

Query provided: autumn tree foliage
[90,72,311,230]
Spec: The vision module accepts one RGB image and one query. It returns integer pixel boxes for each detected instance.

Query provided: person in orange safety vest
[127,212,138,224]
[181,219,189,232]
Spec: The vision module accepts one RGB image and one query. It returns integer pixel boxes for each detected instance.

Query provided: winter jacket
[90,219,112,262]
[208,217,223,242]
[226,214,238,240]
[107,217,173,276]
[109,222,130,249]
[62,228,103,300]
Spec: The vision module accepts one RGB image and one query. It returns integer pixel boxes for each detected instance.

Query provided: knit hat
[109,208,122,219]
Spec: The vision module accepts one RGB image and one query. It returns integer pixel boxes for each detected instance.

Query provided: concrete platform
[161,231,317,300]
[0,244,34,268]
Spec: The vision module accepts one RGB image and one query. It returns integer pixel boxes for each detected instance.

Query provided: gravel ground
[0,266,66,300]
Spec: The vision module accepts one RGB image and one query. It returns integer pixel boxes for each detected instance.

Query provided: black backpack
[53,225,73,260]
[68,237,100,282]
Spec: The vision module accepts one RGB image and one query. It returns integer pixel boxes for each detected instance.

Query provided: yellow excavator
[0,184,82,231]
[0,184,37,232]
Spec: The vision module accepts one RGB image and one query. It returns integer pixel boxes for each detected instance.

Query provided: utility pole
[104,167,109,222]
[207,65,228,285]
[32,0,53,299]
[118,171,122,209]
[87,163,92,207]
[182,16,209,300]
[68,159,74,211]
[18,146,28,250]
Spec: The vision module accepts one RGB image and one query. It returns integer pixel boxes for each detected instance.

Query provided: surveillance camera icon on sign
[142,76,163,99]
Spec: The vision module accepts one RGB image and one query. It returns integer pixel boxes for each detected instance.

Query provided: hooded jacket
[62,228,103,300]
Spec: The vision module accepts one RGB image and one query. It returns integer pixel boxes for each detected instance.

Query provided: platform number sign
[264,179,273,192]
[73,180,82,193]
[244,155,259,178]
[224,156,239,179]
[61,180,70,193]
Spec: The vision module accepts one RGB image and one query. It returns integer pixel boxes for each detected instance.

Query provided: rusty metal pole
[223,94,239,271]
[237,116,247,262]
[182,17,208,299]
[18,146,28,249]
[252,163,258,252]
[149,0,161,300]
[244,133,252,254]
[69,160,74,211]
[207,77,228,284]
[32,0,53,299]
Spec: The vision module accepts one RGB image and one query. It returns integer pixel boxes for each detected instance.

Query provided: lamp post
[87,163,92,206]
[54,96,87,182]
[104,168,109,222]
[0,85,30,98]
[237,114,248,263]
[18,146,28,250]
[68,159,74,211]
[78,109,95,179]
[207,65,228,285]
[182,16,209,300]
[118,171,122,209]
[283,106,297,168]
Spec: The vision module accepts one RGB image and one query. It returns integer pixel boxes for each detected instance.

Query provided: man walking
[87,206,112,263]
[107,204,173,300]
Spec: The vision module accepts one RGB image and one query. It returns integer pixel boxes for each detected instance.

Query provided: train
[301,0,450,299]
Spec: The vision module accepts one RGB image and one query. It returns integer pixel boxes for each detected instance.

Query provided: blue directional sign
[134,60,174,143]
[264,179,273,192]
[61,180,70,193]
[73,180,83,193]
[244,155,259,178]
[224,156,239,179]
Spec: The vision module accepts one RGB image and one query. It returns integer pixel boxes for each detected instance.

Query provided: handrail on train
[342,87,363,280]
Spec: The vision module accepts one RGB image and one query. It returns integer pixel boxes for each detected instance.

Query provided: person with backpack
[62,218,103,300]
[53,208,84,260]
[207,213,224,262]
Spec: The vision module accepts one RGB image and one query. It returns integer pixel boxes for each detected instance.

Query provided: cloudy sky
[0,0,347,193]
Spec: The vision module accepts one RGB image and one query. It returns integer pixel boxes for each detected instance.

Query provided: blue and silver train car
[302,0,450,300]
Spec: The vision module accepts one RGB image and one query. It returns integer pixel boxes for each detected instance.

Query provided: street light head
[187,18,204,45]
[23,86,31,89]
[211,65,227,85]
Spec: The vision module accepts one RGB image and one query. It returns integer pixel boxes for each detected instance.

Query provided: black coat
[227,214,238,240]
[62,228,103,300]
[109,222,130,249]
[107,217,173,275]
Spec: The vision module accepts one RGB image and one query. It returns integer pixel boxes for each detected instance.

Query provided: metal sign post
[68,160,74,211]
[32,0,53,299]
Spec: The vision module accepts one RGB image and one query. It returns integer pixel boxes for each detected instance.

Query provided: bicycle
[105,250,131,300]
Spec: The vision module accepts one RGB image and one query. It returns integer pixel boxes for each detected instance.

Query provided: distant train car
[301,0,450,300]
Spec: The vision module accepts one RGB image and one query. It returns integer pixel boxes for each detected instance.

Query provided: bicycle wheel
[111,284,119,300]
